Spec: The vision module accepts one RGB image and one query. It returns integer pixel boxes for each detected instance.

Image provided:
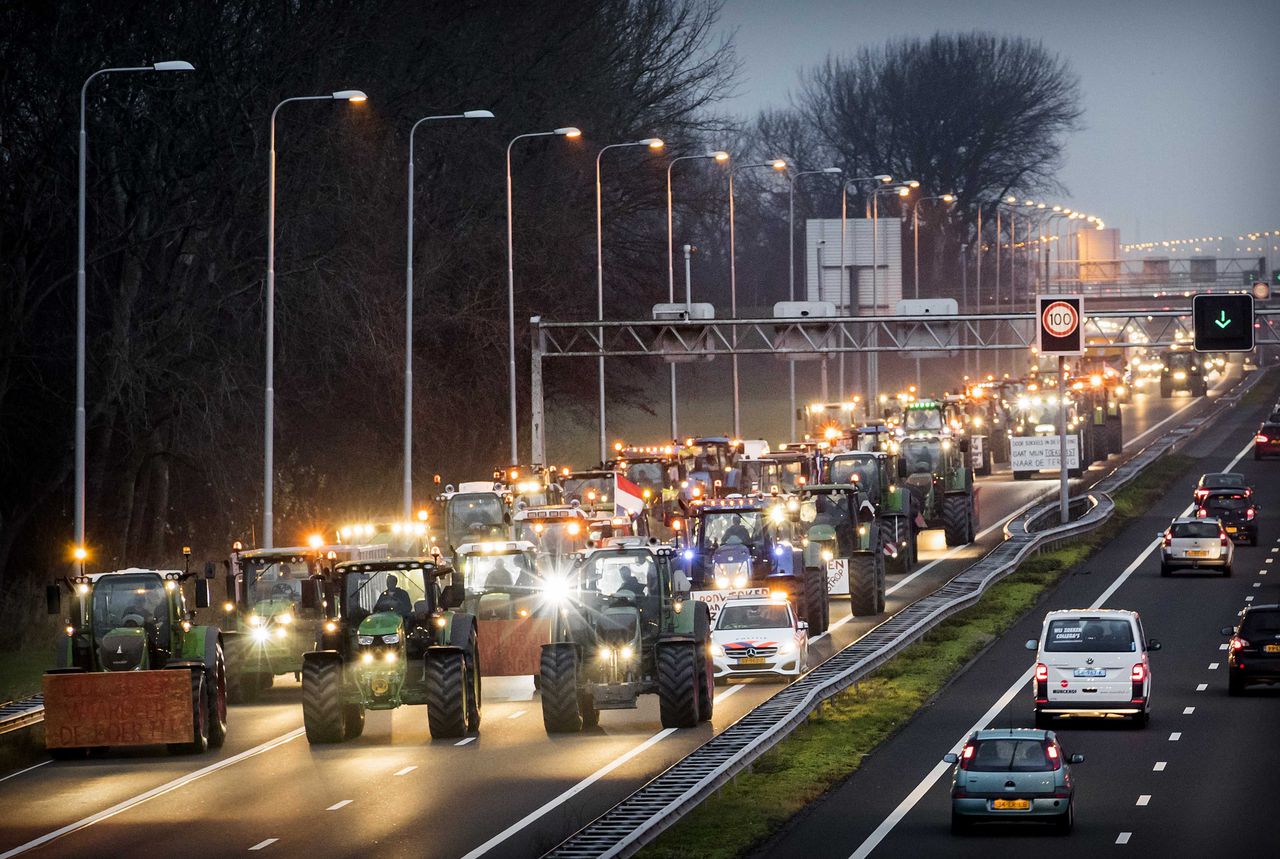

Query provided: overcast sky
[714,0,1279,257]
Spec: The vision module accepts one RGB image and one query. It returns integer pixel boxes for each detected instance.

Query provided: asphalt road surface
[758,373,1277,859]
[0,381,1239,859]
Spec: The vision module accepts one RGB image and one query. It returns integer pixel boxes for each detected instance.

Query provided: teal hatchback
[943,728,1083,834]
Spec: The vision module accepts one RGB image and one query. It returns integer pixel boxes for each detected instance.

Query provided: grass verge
[638,452,1194,859]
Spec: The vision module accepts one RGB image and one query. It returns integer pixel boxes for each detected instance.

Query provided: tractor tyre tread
[539,646,583,734]
[301,658,346,744]
[657,643,700,729]
[425,651,469,740]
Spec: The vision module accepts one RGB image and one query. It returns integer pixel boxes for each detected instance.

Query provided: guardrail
[0,696,44,736]
[544,370,1264,859]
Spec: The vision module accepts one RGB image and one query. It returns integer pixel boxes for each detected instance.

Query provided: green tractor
[301,557,481,743]
[43,562,227,756]
[539,539,714,733]
[823,449,918,574]
[898,433,977,546]
[796,483,886,616]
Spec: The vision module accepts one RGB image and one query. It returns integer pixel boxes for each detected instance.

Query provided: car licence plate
[1185,549,1208,557]
[1225,527,1238,534]
[737,657,767,665]
[992,799,1030,810]
[1073,668,1106,678]
[1265,644,1280,654]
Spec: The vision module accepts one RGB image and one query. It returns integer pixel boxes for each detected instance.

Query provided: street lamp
[74,60,195,557]
[596,138,664,464]
[503,127,579,468]
[839,174,891,407]
[263,89,367,546]
[402,109,494,519]
[728,158,788,437]
[666,150,729,438]
[786,166,841,439]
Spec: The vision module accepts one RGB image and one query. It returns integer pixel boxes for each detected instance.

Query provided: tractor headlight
[619,646,634,660]
[277,612,293,625]
[715,576,729,589]
[357,635,375,646]
[223,602,235,613]
[384,651,397,663]
[361,652,374,664]
[541,576,570,603]
[252,627,271,643]
[324,621,338,633]
[275,627,287,638]
[821,549,834,562]
[249,614,264,627]
[382,633,400,645]
[598,646,613,660]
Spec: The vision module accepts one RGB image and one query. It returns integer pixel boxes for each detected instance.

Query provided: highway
[0,383,1239,858]
[758,375,1277,858]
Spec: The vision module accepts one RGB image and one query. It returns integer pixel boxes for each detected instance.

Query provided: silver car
[1160,516,1233,576]
[944,728,1083,834]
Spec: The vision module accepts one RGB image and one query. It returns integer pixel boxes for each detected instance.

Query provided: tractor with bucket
[796,482,886,617]
[454,540,549,677]
[538,539,714,732]
[301,556,481,742]
[679,497,829,635]
[43,560,227,756]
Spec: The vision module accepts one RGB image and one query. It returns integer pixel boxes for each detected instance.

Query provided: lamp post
[910,193,956,388]
[264,89,367,547]
[504,126,580,469]
[597,138,664,464]
[994,195,1019,377]
[728,159,788,437]
[73,60,194,556]
[786,166,840,439]
[666,151,729,438]
[839,174,891,404]
[402,109,494,519]
[868,181,917,409]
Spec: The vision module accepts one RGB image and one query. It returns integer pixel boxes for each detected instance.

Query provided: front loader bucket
[43,669,194,749]
[478,617,549,676]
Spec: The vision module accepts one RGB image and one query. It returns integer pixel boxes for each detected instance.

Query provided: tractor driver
[485,558,515,591]
[122,583,164,628]
[374,574,414,620]
[616,565,646,597]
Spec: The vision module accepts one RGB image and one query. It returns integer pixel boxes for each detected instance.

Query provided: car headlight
[277,613,293,625]
[382,633,400,645]
[778,640,797,656]
[710,643,725,657]
[357,635,375,645]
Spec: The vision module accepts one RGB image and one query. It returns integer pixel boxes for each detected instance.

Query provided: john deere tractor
[823,450,917,574]
[897,434,977,546]
[43,562,227,756]
[538,539,714,733]
[796,483,886,617]
[301,557,481,743]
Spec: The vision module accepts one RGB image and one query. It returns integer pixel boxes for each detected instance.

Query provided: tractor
[796,482,885,617]
[1009,388,1085,480]
[301,557,481,742]
[1159,349,1207,397]
[454,540,550,677]
[440,481,513,558]
[220,540,389,703]
[538,539,714,732]
[675,436,743,497]
[822,450,917,575]
[43,561,227,756]
[897,433,978,546]
[680,497,829,634]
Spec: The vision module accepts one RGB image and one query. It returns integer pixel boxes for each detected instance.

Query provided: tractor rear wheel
[848,554,879,617]
[942,495,972,547]
[874,553,887,614]
[170,669,210,754]
[425,651,469,739]
[540,645,584,734]
[343,704,365,739]
[657,643,700,729]
[301,658,345,744]
[802,568,828,635]
[207,646,228,749]
[695,603,715,723]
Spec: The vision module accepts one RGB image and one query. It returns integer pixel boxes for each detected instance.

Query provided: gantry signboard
[1036,295,1083,356]
[1192,293,1255,352]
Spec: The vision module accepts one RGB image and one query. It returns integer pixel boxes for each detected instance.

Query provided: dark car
[1255,423,1280,460]
[1223,604,1280,695]
[1194,472,1250,504]
[1197,490,1259,545]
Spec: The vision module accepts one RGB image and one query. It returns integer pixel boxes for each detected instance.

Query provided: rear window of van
[1044,618,1136,652]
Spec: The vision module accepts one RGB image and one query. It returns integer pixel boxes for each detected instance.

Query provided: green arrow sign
[1214,310,1231,329]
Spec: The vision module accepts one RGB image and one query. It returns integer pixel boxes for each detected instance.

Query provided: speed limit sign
[1037,295,1083,356]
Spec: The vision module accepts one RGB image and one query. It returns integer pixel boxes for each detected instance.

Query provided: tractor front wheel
[657,643,700,729]
[802,568,829,635]
[695,603,715,723]
[207,646,228,749]
[539,645,584,734]
[848,554,880,617]
[170,669,210,755]
[301,658,346,744]
[425,651,469,739]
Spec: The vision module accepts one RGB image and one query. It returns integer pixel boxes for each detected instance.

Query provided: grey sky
[715,0,1280,256]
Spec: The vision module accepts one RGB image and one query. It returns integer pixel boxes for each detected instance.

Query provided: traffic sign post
[1035,296,1085,525]
[1192,293,1255,353]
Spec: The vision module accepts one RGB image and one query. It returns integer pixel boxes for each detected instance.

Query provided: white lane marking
[1117,832,1133,844]
[1253,582,1262,588]
[1261,570,1268,576]
[845,433,1256,859]
[0,728,305,859]
[249,839,278,851]
[1266,559,1274,565]
[1154,761,1168,771]
[1247,596,1255,602]
[1209,662,1219,670]
[507,709,528,720]
[1183,706,1196,714]
[1136,795,1151,806]
[1220,643,1230,649]
[1270,548,1277,553]
[811,612,853,643]
[326,800,352,811]
[1195,684,1207,692]
[460,684,743,858]
[393,766,417,776]
[1122,393,1203,450]
[0,760,50,785]
[455,736,477,747]
[1169,732,1181,741]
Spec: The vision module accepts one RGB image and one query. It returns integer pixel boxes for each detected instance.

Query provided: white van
[1025,609,1161,727]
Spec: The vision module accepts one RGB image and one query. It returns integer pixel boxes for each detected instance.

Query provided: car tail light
[1247,508,1256,520]
[1196,508,1208,518]
[1221,533,1231,548]
[1230,636,1248,651]
[1035,662,1048,682]
[959,743,976,770]
[1046,743,1062,771]
[1257,434,1270,443]
[1131,663,1147,683]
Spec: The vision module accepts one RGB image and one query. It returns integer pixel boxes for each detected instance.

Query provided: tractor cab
[69,569,192,671]
[513,505,592,576]
[676,437,742,498]
[440,482,512,554]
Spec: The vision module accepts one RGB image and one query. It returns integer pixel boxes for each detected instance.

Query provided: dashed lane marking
[1247,596,1255,602]
[1183,706,1196,714]
[1254,582,1262,588]
[0,761,51,785]
[1209,662,1219,670]
[1169,732,1181,741]
[394,766,417,776]
[1220,643,1230,650]
[1136,795,1151,806]
[1196,684,1208,691]
[1154,761,1168,771]
[249,840,278,851]
[1117,832,1132,845]
[507,709,528,719]
[326,800,352,811]
[455,737,476,746]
